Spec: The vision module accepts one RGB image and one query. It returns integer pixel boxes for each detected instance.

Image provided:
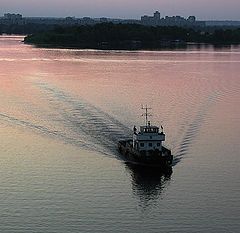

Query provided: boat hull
[118,140,173,169]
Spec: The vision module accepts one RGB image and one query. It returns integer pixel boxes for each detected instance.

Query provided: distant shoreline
[24,42,240,51]
[24,41,189,51]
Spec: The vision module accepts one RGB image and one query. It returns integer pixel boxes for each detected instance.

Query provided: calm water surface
[0,35,240,232]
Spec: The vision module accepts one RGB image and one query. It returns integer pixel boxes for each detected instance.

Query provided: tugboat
[118,106,173,169]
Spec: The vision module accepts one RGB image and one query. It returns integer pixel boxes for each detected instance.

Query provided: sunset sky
[1,0,240,20]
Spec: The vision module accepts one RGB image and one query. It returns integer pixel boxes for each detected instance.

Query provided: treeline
[0,24,58,35]
[24,23,240,49]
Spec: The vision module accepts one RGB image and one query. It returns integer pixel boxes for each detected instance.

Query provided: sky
[1,0,240,20]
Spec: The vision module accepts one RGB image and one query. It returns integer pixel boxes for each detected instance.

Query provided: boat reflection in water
[125,162,172,206]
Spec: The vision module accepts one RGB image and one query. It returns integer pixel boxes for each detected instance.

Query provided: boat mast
[141,105,152,126]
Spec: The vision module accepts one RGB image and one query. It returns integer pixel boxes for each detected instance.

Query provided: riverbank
[24,23,240,50]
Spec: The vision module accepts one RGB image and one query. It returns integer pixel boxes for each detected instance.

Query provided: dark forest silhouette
[21,23,240,49]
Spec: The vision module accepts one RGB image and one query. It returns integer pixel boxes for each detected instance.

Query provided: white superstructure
[133,106,165,152]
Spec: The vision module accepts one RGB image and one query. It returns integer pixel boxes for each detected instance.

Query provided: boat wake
[172,91,221,165]
[37,83,132,155]
[1,81,132,157]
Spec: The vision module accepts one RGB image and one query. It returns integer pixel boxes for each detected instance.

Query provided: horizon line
[1,12,240,22]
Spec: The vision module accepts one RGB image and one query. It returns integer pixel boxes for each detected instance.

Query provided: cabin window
[150,136,152,139]
[149,143,153,147]
[140,143,144,147]
[157,143,161,147]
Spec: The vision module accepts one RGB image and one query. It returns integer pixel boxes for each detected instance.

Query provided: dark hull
[118,140,173,169]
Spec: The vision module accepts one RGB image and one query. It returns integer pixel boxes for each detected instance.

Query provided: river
[0,35,239,232]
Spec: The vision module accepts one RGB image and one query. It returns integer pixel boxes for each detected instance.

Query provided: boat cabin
[133,121,165,152]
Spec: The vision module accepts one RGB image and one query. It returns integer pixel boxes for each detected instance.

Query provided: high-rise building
[141,11,161,26]
[154,11,160,20]
[4,13,22,20]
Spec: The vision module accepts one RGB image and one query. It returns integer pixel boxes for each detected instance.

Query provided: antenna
[141,104,152,126]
